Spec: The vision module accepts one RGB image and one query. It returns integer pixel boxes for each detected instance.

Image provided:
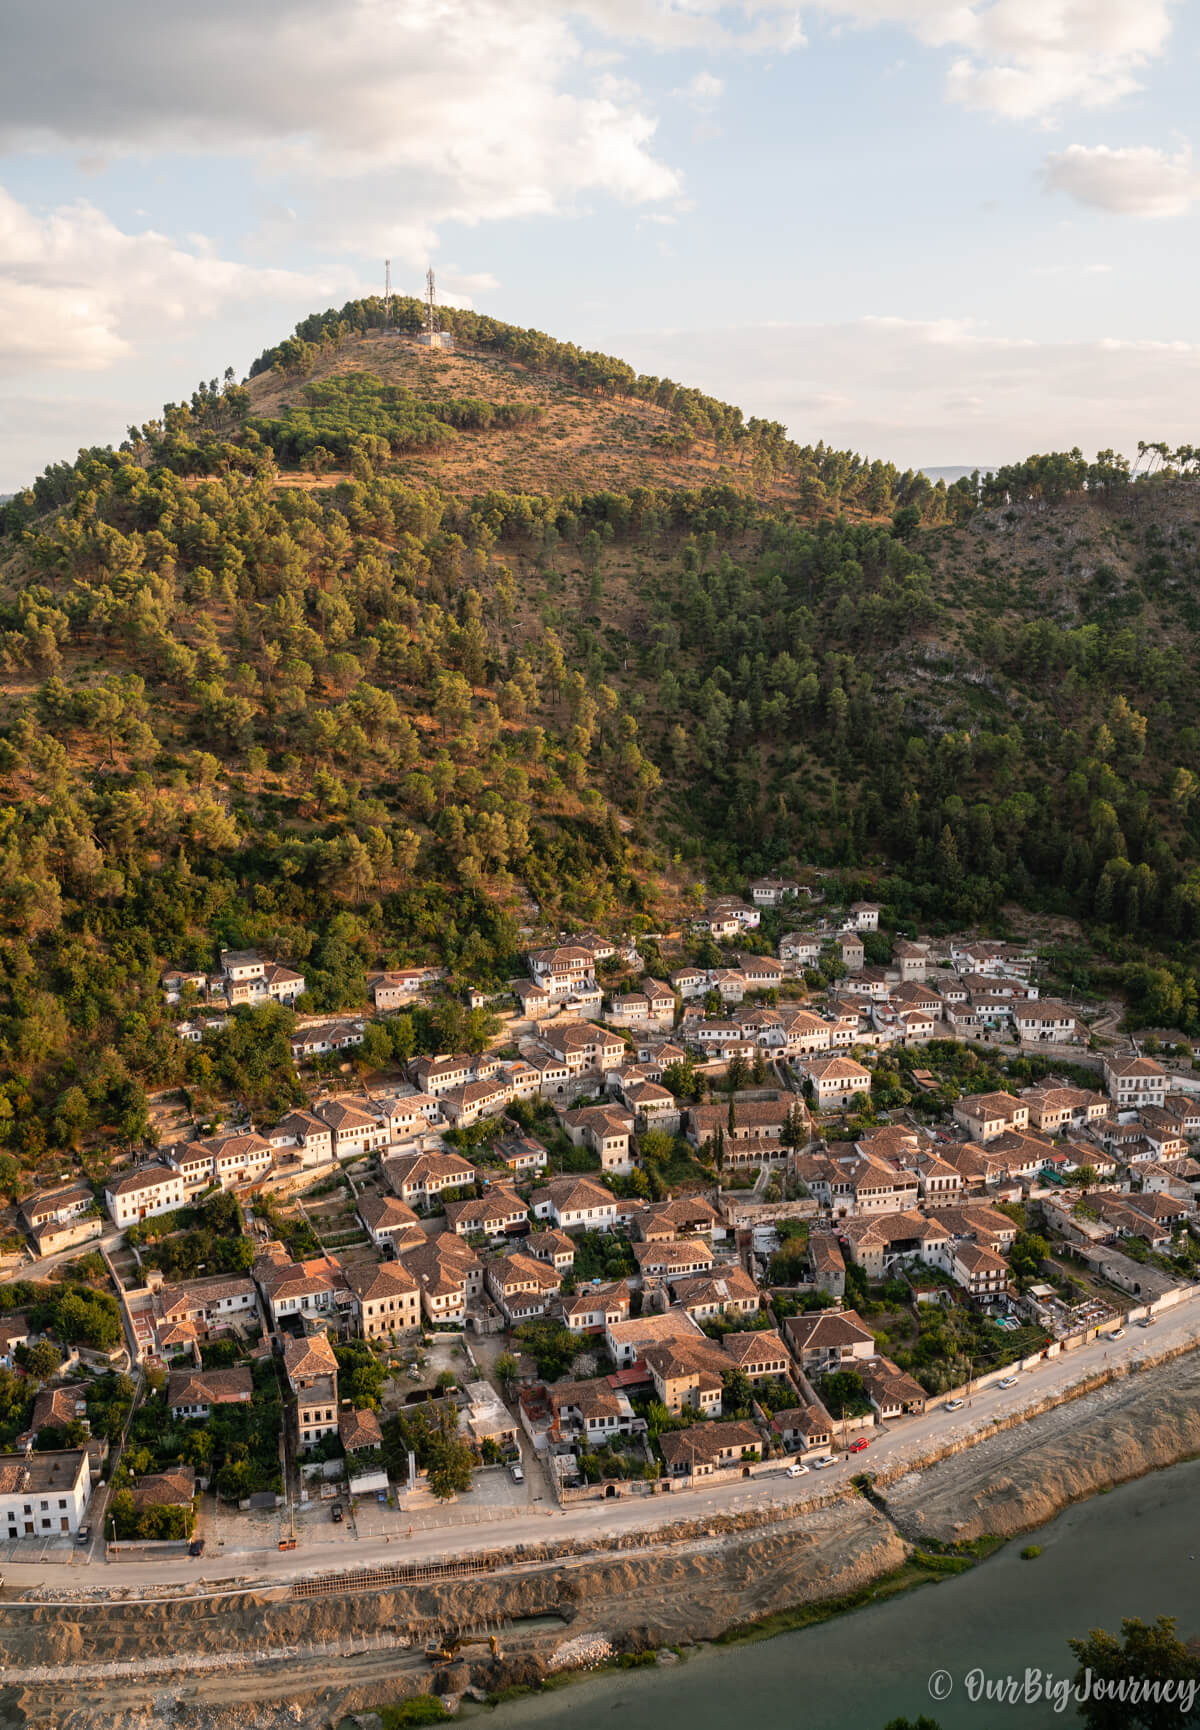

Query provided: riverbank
[484,1455,1200,1730]
[3,1347,1200,1727]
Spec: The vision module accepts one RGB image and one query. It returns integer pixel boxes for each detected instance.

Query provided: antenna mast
[425,267,438,341]
[384,258,392,332]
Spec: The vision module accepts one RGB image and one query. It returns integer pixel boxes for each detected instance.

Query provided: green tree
[16,1340,61,1381]
[1009,1231,1049,1282]
[425,1409,475,1502]
[1068,1617,1200,1730]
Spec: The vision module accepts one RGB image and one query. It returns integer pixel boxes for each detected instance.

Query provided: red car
[848,1438,870,1454]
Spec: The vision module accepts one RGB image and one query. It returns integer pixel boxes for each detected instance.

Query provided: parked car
[331,1504,343,1523]
[75,1525,91,1547]
[786,1463,809,1477]
[188,1537,205,1557]
[510,1462,525,1484]
[811,1454,838,1469]
[997,1376,1018,1389]
[945,1398,965,1412]
[848,1438,869,1454]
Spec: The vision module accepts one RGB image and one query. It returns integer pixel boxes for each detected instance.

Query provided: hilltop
[0,298,1198,1177]
[245,331,763,503]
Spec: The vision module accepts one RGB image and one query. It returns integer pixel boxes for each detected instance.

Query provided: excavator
[424,1633,462,1663]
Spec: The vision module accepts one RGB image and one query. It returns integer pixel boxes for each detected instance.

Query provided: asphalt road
[4,1288,1196,1597]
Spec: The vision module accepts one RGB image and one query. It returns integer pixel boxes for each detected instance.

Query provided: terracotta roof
[358,1192,422,1233]
[634,1238,714,1273]
[531,1176,616,1212]
[348,1260,419,1302]
[282,1333,338,1380]
[385,1150,475,1190]
[784,1309,875,1352]
[489,1251,561,1293]
[671,1266,760,1309]
[722,1329,789,1370]
[167,1367,253,1407]
[106,1163,179,1196]
[772,1403,832,1439]
[339,1407,384,1451]
[803,1056,871,1082]
[132,1465,196,1509]
[660,1420,760,1469]
[559,1279,629,1318]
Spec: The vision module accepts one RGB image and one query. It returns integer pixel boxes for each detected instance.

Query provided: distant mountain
[921,465,993,484]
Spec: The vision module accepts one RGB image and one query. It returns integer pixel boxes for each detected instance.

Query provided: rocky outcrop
[0,1501,905,1728]
[885,1349,1200,1544]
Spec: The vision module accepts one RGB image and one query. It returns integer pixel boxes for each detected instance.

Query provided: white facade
[0,1451,91,1540]
[105,1165,186,1229]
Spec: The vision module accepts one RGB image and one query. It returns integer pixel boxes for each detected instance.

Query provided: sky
[1,0,1198,490]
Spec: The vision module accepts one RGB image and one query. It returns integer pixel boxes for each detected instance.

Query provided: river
[486,1457,1200,1730]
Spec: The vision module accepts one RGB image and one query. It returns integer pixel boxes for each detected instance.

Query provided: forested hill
[0,294,1198,1167]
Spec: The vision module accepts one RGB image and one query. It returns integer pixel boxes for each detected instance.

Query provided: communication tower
[416,266,453,349]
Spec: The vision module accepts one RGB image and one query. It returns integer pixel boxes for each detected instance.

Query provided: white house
[530,1176,618,1233]
[0,1450,91,1540]
[105,1164,186,1230]
[1102,1055,1167,1109]
[796,1055,872,1109]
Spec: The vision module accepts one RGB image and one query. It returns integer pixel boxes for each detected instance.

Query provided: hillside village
[2,884,1198,1556]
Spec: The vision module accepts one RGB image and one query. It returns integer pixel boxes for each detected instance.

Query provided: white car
[510,1462,525,1484]
[997,1376,1018,1389]
[944,1398,965,1412]
[811,1454,839,1469]
[786,1463,809,1478]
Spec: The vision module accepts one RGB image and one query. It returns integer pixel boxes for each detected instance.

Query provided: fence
[291,1554,493,1599]
[4,1629,414,1685]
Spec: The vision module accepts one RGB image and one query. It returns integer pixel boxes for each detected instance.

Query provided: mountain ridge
[0,302,1197,1178]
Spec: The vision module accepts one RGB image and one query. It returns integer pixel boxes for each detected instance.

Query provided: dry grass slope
[250,331,802,505]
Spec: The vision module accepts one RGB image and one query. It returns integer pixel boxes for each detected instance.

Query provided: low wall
[105,1538,191,1562]
[925,1285,1200,1410]
[721,1198,819,1228]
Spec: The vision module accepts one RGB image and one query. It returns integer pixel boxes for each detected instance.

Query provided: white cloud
[612,315,1200,466]
[1043,142,1200,217]
[676,72,726,111]
[0,184,344,376]
[0,2,680,233]
[824,0,1173,118]
[0,0,1172,248]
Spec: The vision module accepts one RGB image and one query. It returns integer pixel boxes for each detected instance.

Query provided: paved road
[4,1290,1196,1597]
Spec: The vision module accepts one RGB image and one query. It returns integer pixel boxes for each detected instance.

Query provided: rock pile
[547,1634,614,1672]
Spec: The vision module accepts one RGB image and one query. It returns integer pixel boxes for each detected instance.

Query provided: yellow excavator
[424,1633,462,1663]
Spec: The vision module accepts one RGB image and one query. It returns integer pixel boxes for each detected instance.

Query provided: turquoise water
[488,1458,1200,1730]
